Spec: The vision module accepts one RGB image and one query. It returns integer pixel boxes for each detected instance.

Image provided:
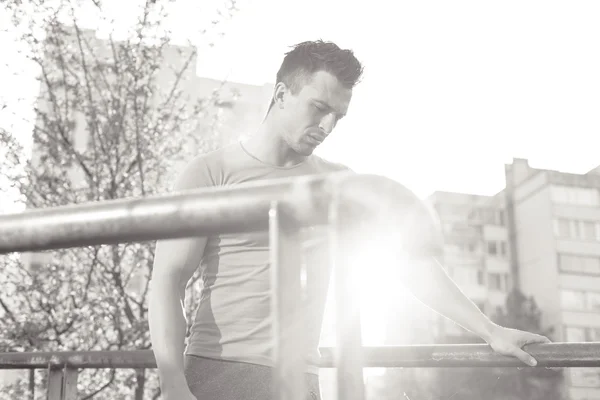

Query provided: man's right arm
[148,158,210,397]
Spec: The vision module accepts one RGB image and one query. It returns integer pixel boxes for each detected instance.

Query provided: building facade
[428,158,600,400]
[506,159,600,400]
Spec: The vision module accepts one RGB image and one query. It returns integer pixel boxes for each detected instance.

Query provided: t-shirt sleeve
[172,156,216,192]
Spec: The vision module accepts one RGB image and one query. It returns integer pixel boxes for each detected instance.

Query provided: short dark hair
[275,40,364,94]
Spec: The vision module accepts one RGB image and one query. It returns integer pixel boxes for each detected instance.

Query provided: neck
[242,113,308,168]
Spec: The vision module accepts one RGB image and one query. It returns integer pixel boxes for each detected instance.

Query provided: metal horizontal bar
[319,343,600,368]
[1,344,599,369]
[0,172,423,255]
[0,350,157,369]
[0,173,350,254]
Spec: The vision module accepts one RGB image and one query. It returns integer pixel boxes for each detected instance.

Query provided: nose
[319,113,336,135]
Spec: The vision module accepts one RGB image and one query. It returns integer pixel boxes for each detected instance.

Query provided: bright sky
[193,0,600,198]
[2,0,600,202]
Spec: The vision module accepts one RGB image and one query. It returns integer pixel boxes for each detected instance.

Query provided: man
[148,40,549,400]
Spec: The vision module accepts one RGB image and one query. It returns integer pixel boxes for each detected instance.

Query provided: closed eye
[313,103,326,112]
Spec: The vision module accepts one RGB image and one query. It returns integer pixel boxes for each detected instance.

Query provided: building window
[486,240,507,258]
[560,290,586,310]
[487,241,497,256]
[558,254,600,275]
[583,221,598,240]
[553,218,600,242]
[551,185,600,206]
[488,273,509,291]
[589,328,600,341]
[468,242,478,253]
[489,273,501,290]
[498,210,505,226]
[586,292,600,312]
[570,220,583,239]
[499,241,508,257]
[566,326,600,342]
[477,269,484,285]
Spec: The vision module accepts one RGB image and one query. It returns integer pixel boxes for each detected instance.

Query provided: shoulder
[173,145,239,191]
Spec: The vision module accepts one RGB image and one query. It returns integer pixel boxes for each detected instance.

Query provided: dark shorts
[184,355,322,400]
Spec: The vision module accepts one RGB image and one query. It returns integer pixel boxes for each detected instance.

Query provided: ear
[273,82,288,109]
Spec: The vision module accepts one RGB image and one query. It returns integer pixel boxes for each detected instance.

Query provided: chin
[295,145,315,157]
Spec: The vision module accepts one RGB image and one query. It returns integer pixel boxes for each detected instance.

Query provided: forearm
[403,257,498,342]
[148,277,189,391]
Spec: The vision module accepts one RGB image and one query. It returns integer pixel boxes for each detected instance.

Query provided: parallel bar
[319,343,600,368]
[62,367,78,400]
[0,350,157,369]
[47,368,62,400]
[2,344,600,369]
[270,202,307,400]
[329,191,365,400]
[0,173,342,254]
[29,369,35,400]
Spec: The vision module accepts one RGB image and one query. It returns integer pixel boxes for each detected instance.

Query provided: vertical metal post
[29,369,35,400]
[62,367,78,400]
[329,194,365,400]
[46,366,78,400]
[270,201,307,400]
[47,367,62,400]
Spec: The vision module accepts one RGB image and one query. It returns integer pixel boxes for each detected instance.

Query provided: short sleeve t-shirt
[184,142,349,374]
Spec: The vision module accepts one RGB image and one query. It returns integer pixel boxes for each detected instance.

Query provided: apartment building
[506,158,600,400]
[426,158,600,399]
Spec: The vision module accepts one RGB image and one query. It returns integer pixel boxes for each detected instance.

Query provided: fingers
[519,333,551,347]
[513,348,538,367]
[539,335,552,344]
[526,333,551,344]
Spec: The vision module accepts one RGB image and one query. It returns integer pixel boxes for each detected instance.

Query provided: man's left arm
[399,255,550,366]
[383,193,551,367]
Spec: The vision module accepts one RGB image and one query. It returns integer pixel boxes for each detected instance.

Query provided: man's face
[278,70,352,156]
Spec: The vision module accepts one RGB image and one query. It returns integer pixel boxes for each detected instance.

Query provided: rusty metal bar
[270,201,307,400]
[0,173,342,254]
[2,344,600,369]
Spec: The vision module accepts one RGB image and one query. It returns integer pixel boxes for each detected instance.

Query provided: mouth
[306,134,323,146]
